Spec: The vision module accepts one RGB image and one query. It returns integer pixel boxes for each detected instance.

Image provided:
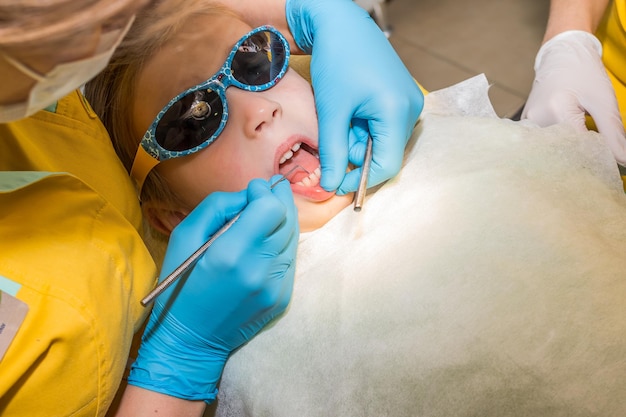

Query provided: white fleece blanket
[209,75,626,417]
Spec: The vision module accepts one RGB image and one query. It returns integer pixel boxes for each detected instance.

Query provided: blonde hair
[0,0,146,47]
[85,0,234,207]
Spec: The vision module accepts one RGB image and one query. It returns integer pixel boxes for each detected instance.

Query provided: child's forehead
[161,15,252,81]
[154,27,246,88]
[174,12,251,50]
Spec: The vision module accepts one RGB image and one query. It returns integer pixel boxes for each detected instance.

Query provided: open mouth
[277,142,322,187]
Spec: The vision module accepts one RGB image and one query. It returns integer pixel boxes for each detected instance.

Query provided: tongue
[279,149,319,183]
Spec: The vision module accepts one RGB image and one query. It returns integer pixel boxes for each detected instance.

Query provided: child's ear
[142,202,188,236]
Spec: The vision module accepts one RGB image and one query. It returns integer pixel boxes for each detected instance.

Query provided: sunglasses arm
[130,145,160,196]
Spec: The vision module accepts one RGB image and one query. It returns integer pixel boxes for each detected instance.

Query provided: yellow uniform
[596,0,626,188]
[0,91,156,416]
[597,0,626,123]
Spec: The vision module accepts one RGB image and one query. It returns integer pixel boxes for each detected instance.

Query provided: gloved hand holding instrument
[128,177,298,403]
[286,0,425,195]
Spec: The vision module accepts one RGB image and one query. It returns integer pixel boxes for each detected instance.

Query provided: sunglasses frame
[130,25,290,193]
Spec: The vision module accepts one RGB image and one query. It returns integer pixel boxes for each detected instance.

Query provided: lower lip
[290,183,336,201]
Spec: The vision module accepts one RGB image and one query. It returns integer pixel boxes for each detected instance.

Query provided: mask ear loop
[2,53,47,82]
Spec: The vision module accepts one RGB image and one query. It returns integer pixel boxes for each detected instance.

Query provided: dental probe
[141,172,299,306]
[353,135,373,212]
[141,209,244,306]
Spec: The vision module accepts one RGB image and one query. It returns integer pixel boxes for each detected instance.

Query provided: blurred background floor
[361,0,551,118]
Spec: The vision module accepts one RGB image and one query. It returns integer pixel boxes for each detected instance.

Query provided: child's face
[132,14,353,233]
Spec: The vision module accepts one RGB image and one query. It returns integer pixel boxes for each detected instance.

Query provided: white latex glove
[522,30,626,166]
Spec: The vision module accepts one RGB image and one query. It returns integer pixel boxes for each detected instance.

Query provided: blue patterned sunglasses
[130,25,290,192]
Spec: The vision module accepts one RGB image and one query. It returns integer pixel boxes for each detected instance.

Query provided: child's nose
[227,88,282,139]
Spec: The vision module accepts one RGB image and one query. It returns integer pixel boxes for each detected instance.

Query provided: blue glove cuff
[286,0,371,53]
[128,366,219,404]
[128,311,228,403]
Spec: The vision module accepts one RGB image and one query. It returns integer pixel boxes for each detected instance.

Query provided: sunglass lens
[232,30,286,86]
[155,89,223,151]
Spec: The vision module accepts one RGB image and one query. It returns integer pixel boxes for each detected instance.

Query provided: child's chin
[295,193,353,233]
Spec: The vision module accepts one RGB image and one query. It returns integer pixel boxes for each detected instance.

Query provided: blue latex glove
[286,0,424,194]
[128,177,298,403]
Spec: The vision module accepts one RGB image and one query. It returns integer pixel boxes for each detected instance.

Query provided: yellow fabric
[595,0,626,188]
[0,91,157,416]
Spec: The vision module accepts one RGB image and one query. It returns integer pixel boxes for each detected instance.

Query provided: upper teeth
[279,142,302,165]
